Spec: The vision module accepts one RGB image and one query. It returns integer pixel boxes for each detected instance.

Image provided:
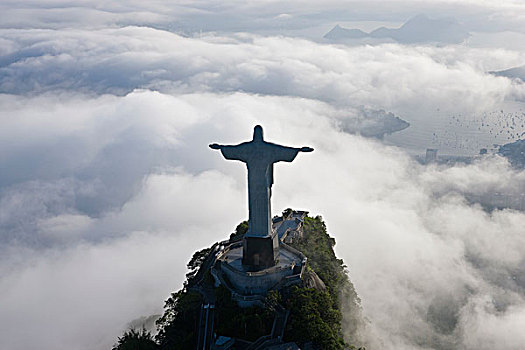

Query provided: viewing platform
[211,211,307,307]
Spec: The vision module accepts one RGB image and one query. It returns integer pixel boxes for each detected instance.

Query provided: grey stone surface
[213,240,305,299]
[210,125,312,268]
[275,217,303,243]
[210,213,308,307]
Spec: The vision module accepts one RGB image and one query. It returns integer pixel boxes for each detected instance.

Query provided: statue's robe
[220,140,300,238]
[219,140,301,269]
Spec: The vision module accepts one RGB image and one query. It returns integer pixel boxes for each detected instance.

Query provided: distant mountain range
[324,14,469,44]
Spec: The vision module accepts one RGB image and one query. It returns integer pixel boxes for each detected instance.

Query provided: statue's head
[253,125,264,141]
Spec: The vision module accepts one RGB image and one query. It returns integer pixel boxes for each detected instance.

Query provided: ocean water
[384,100,525,156]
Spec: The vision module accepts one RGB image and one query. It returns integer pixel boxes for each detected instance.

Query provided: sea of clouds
[1,1,525,349]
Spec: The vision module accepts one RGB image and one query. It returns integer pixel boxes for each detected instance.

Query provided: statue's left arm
[270,144,313,163]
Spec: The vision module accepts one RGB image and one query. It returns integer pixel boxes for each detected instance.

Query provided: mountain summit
[113,211,365,349]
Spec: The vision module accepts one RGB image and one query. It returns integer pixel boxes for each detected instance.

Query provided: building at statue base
[211,211,307,308]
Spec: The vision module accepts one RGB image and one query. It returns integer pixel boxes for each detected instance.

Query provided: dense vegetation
[214,286,274,341]
[229,220,248,242]
[113,212,363,350]
[112,328,157,350]
[155,290,202,349]
[289,215,363,345]
[284,286,345,348]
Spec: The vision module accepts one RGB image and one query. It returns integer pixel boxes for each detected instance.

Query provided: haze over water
[385,100,525,155]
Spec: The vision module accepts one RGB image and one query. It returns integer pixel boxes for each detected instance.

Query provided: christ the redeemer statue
[210,125,313,269]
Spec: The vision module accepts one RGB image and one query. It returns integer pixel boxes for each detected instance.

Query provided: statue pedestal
[212,238,307,308]
[242,231,279,270]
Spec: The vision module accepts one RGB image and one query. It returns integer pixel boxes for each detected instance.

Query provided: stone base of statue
[211,241,306,308]
[210,211,308,308]
[242,231,279,269]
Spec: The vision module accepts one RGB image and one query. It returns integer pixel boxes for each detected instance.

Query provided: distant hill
[492,65,525,82]
[499,139,525,168]
[324,14,469,44]
[338,108,410,139]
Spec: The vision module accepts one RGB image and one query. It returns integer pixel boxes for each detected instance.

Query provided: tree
[186,247,212,281]
[155,290,202,349]
[229,220,248,241]
[112,328,158,350]
[284,286,345,349]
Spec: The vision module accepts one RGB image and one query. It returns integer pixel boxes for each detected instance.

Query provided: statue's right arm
[210,143,246,161]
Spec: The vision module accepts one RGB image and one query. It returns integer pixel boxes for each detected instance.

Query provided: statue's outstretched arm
[209,143,247,162]
[271,144,313,163]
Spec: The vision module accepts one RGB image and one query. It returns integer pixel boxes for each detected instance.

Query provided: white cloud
[1,0,523,34]
[0,163,246,350]
[3,90,525,349]
[1,1,525,349]
[2,27,524,113]
[0,231,208,350]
